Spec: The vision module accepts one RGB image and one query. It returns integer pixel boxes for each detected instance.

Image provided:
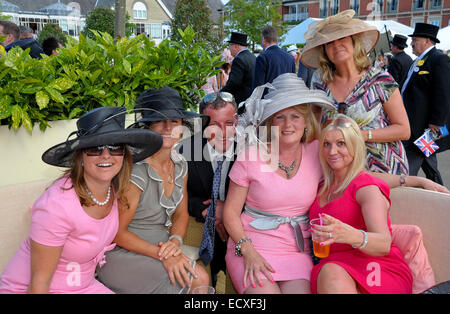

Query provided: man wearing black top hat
[401,23,450,185]
[388,34,413,90]
[220,32,256,114]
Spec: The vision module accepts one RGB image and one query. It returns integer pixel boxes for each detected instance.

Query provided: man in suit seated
[401,23,450,185]
[179,92,238,287]
[388,34,413,90]
[221,32,256,114]
[252,25,296,92]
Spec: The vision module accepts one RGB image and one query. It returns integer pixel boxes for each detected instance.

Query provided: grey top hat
[42,107,163,167]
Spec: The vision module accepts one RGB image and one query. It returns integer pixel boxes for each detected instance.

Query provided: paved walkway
[418,149,450,189]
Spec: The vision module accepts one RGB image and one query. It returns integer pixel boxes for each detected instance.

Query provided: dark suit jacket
[402,47,450,152]
[388,51,413,90]
[252,45,296,90]
[221,49,256,109]
[178,135,235,276]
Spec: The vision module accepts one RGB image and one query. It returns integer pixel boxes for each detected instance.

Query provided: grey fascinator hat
[42,107,163,167]
[236,73,334,149]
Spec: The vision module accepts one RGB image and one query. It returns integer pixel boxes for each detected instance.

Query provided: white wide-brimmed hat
[301,10,380,69]
[236,73,334,148]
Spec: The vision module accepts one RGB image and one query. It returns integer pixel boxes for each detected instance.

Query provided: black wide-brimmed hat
[42,107,163,167]
[227,32,249,46]
[129,85,209,128]
[409,22,440,43]
[391,34,408,49]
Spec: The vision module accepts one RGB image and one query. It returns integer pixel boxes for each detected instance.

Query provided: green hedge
[0,27,222,133]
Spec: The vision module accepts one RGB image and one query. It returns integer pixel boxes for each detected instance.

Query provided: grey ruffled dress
[96,151,194,294]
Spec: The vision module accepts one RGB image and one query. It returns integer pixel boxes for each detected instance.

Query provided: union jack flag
[414,131,439,157]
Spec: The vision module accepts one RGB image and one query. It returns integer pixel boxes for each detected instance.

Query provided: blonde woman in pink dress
[0,107,162,294]
[223,73,334,294]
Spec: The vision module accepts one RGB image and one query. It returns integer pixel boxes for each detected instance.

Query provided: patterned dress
[311,67,409,175]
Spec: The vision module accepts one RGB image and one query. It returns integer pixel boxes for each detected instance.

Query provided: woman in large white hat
[302,9,410,176]
[223,73,334,294]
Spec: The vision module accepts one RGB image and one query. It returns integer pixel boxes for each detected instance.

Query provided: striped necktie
[199,160,223,265]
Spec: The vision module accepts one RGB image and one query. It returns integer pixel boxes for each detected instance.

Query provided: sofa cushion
[392,224,435,294]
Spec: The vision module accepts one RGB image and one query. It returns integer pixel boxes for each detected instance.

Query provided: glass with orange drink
[310,218,331,258]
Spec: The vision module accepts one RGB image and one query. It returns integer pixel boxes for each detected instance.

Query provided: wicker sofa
[1,178,449,293]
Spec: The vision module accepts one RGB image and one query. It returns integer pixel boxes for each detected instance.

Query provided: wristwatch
[235,237,251,257]
[399,174,407,186]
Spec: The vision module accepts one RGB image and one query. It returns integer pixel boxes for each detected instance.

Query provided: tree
[37,23,66,45]
[224,0,284,51]
[114,0,126,38]
[170,0,224,55]
[82,7,115,39]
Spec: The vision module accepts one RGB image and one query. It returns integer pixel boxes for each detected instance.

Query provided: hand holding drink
[310,217,331,258]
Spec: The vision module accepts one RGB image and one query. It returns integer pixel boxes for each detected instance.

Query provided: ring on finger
[329,232,333,239]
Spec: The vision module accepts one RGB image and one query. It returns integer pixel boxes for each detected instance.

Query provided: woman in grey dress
[96,86,210,293]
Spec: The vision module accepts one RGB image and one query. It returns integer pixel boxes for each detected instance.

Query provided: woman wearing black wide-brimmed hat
[96,85,210,294]
[0,107,162,294]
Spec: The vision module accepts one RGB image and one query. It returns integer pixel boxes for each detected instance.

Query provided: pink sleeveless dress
[226,142,322,293]
[309,171,413,294]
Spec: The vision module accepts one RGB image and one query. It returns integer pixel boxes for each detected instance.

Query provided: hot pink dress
[309,171,413,294]
[0,177,118,294]
[225,142,322,293]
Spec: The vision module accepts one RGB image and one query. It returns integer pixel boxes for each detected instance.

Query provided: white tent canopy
[280,18,415,58]
[437,26,450,51]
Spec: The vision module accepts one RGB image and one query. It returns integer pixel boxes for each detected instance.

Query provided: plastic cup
[310,218,331,258]
[192,285,215,294]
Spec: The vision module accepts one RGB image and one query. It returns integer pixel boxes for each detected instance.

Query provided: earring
[81,161,84,167]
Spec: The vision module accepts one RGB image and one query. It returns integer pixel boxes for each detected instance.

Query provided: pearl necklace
[85,185,111,206]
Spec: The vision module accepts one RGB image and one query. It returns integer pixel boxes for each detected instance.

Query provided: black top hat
[391,34,408,49]
[130,85,209,128]
[227,32,249,46]
[42,107,163,167]
[409,23,440,43]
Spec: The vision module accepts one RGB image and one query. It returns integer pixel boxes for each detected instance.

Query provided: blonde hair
[265,104,319,143]
[318,114,366,197]
[318,33,372,83]
[63,146,133,210]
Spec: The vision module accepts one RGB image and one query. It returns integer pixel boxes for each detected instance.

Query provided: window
[320,0,328,18]
[331,0,339,15]
[431,0,442,9]
[429,18,440,27]
[415,0,425,10]
[351,0,360,14]
[389,0,398,13]
[133,2,147,20]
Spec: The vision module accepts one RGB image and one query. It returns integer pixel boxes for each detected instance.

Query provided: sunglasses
[337,102,348,114]
[202,92,235,105]
[84,144,126,156]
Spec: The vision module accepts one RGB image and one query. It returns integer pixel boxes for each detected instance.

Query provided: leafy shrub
[37,23,67,45]
[0,27,222,133]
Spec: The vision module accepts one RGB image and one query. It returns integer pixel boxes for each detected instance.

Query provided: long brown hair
[63,146,133,209]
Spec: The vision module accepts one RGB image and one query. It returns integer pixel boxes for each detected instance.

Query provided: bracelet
[352,230,368,249]
[368,129,373,141]
[168,234,183,247]
[399,174,407,186]
[235,236,251,257]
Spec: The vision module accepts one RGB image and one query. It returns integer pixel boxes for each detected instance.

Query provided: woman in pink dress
[223,73,334,294]
[0,107,162,294]
[309,114,413,293]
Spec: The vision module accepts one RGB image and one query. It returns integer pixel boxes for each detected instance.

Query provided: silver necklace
[85,185,111,206]
[278,159,296,179]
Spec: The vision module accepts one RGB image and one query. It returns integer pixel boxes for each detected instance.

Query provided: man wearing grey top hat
[221,32,256,115]
[387,34,413,90]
